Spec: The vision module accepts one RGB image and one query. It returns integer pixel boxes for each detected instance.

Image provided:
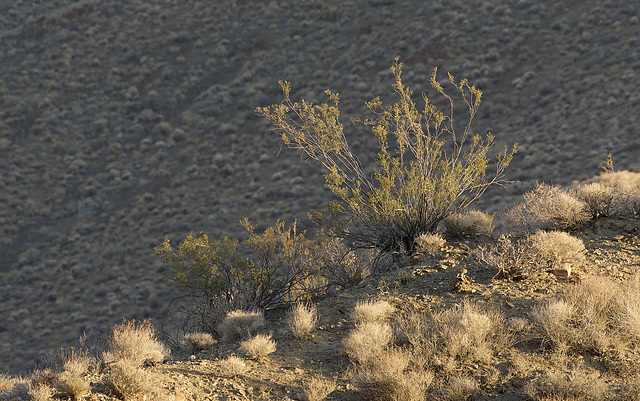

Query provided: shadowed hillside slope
[0,0,638,374]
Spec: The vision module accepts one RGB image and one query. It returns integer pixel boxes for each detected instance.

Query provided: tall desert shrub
[257,58,516,255]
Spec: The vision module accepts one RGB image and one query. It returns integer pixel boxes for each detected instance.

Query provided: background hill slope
[0,0,638,374]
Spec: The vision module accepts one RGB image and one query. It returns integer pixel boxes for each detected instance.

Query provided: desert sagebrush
[527,230,586,270]
[55,348,93,400]
[303,376,337,401]
[415,232,446,254]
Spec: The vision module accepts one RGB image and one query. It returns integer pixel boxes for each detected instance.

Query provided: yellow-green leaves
[258,59,516,254]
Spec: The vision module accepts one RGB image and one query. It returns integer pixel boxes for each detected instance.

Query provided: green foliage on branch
[155,219,320,331]
[257,58,516,254]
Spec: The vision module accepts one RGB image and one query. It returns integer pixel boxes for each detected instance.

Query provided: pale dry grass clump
[218,355,248,378]
[302,376,337,401]
[438,376,479,401]
[527,230,586,269]
[217,310,266,343]
[476,235,535,279]
[287,302,318,339]
[343,322,393,364]
[55,348,93,400]
[182,332,217,354]
[524,369,610,401]
[415,232,446,254]
[575,182,616,218]
[442,209,493,239]
[399,300,508,372]
[351,299,396,324]
[531,275,640,353]
[28,383,54,401]
[104,359,155,401]
[240,334,276,360]
[508,183,590,232]
[0,373,17,393]
[355,348,432,401]
[108,319,169,366]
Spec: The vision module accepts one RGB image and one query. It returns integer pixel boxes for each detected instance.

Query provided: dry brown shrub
[218,355,248,378]
[527,230,586,269]
[28,383,54,401]
[524,369,609,401]
[507,183,590,232]
[104,359,155,401]
[351,299,395,324]
[181,332,217,354]
[531,275,640,353]
[415,232,446,254]
[343,322,393,365]
[442,209,493,239]
[438,376,479,401]
[575,182,616,218]
[317,238,370,288]
[55,348,93,400]
[287,303,318,339]
[217,310,266,343]
[355,348,432,401]
[108,319,169,367]
[303,376,337,401]
[0,373,15,393]
[240,334,276,360]
[476,235,535,279]
[399,300,508,370]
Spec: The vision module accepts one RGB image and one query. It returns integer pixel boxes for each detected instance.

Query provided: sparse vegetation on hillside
[258,59,516,256]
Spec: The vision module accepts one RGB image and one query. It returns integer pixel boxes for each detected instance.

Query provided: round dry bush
[356,350,432,401]
[108,319,169,367]
[439,376,479,401]
[182,332,217,354]
[240,334,276,360]
[575,182,615,218]
[507,183,590,232]
[217,310,266,343]
[343,322,393,364]
[303,376,337,401]
[104,359,155,400]
[28,384,54,401]
[441,209,493,239]
[527,230,586,269]
[219,355,247,378]
[351,299,396,325]
[287,303,318,339]
[415,233,446,254]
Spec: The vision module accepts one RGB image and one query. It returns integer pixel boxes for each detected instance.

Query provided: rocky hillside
[0,0,638,374]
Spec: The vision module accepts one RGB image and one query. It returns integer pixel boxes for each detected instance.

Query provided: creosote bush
[258,58,515,256]
[287,303,319,339]
[217,310,266,343]
[156,219,320,333]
